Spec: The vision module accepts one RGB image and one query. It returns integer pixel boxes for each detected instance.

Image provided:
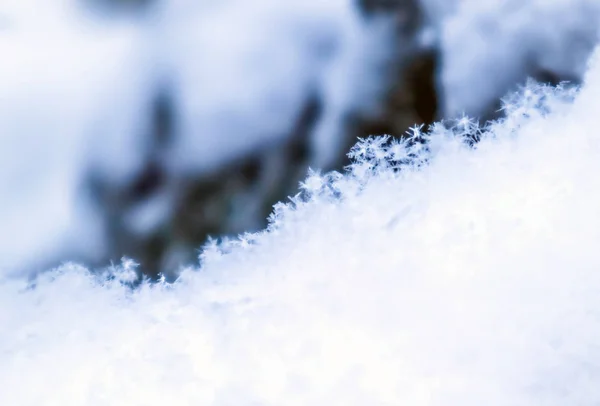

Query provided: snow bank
[4,43,600,405]
[421,0,600,118]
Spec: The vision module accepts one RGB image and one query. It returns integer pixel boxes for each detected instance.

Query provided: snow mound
[3,45,600,405]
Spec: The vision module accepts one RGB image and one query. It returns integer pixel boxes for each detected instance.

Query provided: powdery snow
[3,46,600,405]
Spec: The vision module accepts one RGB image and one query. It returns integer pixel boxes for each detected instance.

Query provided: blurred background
[1,0,598,279]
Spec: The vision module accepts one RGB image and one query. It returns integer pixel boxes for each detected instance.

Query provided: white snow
[3,41,600,404]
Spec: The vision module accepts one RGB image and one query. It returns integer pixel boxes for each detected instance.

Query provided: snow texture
[421,0,600,118]
[4,44,600,405]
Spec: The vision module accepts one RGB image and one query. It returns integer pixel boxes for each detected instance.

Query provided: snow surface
[4,44,600,405]
[421,0,600,118]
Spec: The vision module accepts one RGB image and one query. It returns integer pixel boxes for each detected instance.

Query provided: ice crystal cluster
[4,43,600,405]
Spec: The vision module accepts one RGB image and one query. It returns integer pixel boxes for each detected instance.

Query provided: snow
[4,41,600,404]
